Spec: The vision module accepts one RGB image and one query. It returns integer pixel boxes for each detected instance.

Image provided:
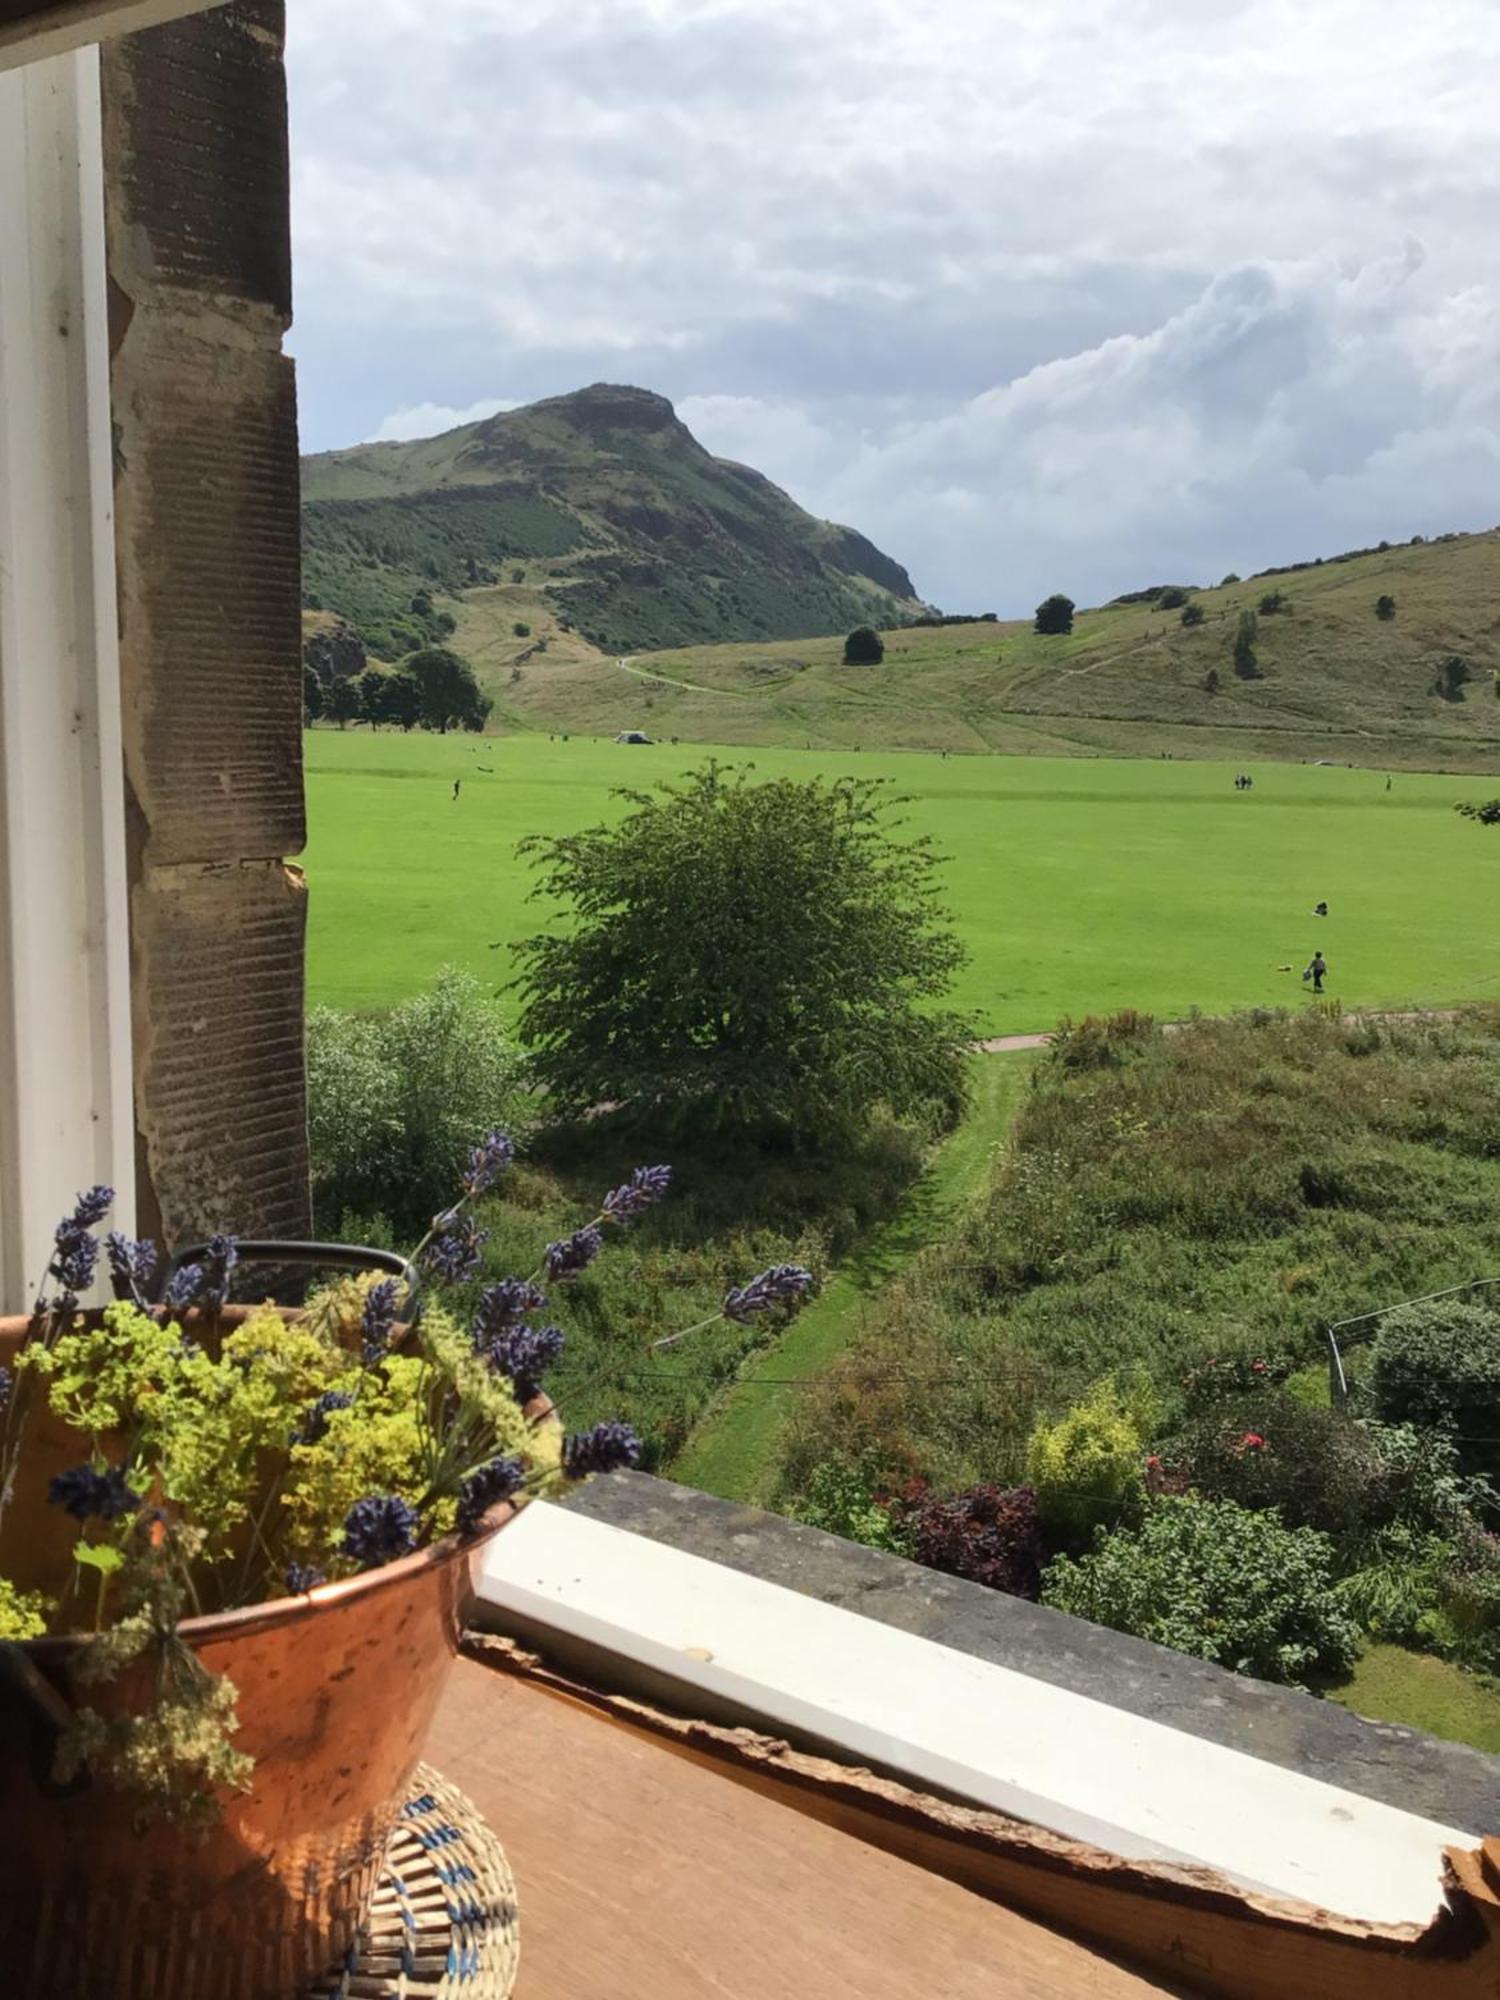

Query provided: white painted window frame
[0,46,133,1310]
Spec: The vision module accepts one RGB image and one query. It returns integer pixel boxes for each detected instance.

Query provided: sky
[287,0,1500,613]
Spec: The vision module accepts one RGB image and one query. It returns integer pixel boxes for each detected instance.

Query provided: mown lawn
[302,731,1499,1035]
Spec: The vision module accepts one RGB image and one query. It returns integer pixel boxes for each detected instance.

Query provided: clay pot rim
[0,1306,555,1659]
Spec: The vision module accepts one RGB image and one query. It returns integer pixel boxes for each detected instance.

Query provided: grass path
[670,1049,1036,1504]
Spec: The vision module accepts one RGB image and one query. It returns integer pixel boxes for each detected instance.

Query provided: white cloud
[285,0,1500,603]
[373,398,518,441]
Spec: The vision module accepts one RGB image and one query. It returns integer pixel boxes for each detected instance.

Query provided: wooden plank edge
[461,1630,1500,2000]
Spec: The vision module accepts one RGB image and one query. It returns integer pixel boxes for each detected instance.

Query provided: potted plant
[0,1139,810,2000]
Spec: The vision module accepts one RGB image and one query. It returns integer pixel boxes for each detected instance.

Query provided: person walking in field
[1305,950,1327,994]
[452,778,462,801]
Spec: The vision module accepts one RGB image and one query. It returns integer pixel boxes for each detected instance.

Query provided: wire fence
[1324,1276,1500,1406]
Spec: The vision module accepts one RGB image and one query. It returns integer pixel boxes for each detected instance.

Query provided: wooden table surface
[424,1656,1189,1999]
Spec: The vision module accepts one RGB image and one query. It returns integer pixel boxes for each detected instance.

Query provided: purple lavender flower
[471,1277,548,1349]
[48,1462,141,1522]
[562,1421,642,1480]
[723,1263,815,1324]
[161,1261,205,1311]
[543,1224,603,1282]
[0,1366,11,1414]
[284,1563,326,1594]
[462,1130,515,1197]
[421,1215,488,1285]
[360,1278,399,1366]
[197,1234,239,1308]
[292,1389,355,1446]
[105,1230,159,1303]
[483,1323,564,1402]
[456,1455,525,1535]
[342,1493,420,1570]
[35,1185,115,1314]
[69,1186,114,1230]
[602,1164,672,1224]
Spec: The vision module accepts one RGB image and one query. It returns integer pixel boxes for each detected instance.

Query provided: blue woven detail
[387,1871,407,1895]
[401,1942,417,1977]
[415,1821,463,1850]
[434,1860,477,1886]
[399,1905,417,1929]
[447,1899,486,1926]
[402,1792,438,1817]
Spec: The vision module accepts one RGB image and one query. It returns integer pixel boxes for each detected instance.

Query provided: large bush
[513,765,971,1143]
[1372,1298,1500,1485]
[842,625,884,665]
[1161,1389,1388,1538]
[1033,593,1075,636]
[1044,1496,1359,1685]
[1027,1378,1148,1547]
[307,969,532,1233]
[906,1482,1043,1597]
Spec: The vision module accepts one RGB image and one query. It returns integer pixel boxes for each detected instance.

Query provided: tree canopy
[1033,593,1075,636]
[842,625,885,665]
[512,764,971,1141]
[402,645,493,733]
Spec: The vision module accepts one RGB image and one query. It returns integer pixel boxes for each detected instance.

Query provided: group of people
[1233,772,1255,790]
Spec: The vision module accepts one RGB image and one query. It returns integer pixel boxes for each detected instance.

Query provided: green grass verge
[1331,1645,1500,1754]
[302,731,1500,1035]
[670,1050,1035,1504]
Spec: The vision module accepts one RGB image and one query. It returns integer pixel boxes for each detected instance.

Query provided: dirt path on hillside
[972,1005,1459,1056]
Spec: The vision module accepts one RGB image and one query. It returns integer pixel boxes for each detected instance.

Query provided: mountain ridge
[301,384,928,657]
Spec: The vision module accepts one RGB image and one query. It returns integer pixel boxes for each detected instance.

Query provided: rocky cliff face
[302,616,367,684]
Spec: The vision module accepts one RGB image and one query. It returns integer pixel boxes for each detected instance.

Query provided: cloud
[285,0,1500,604]
[373,397,518,441]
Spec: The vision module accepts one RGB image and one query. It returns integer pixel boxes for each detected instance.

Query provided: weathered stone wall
[102,0,309,1245]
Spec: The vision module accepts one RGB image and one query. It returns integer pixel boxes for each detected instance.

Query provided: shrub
[1336,1525,1455,1646]
[1372,1298,1500,1483]
[307,969,533,1233]
[1219,572,1240,586]
[1033,593,1075,636]
[1027,1377,1149,1546]
[1048,1009,1156,1073]
[1232,610,1260,678]
[1375,594,1396,621]
[1436,655,1472,701]
[1179,603,1206,628]
[842,625,885,665]
[1156,587,1188,610]
[1431,1530,1500,1672]
[796,1462,911,1556]
[1258,590,1286,615]
[1043,1496,1360,1684]
[1161,1389,1388,1537]
[513,622,531,638]
[906,1482,1043,1597]
[1202,666,1220,693]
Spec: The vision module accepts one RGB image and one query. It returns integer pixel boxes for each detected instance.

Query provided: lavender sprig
[543,1225,603,1282]
[601,1164,672,1223]
[723,1264,815,1324]
[562,1421,642,1479]
[48,1462,141,1522]
[360,1278,399,1366]
[292,1389,355,1447]
[462,1130,515,1197]
[36,1185,115,1315]
[421,1215,488,1285]
[456,1455,525,1535]
[342,1493,419,1570]
[105,1231,159,1305]
[471,1278,548,1347]
[482,1323,565,1402]
[284,1563,326,1595]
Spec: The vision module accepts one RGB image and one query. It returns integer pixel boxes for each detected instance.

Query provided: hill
[300,384,928,658]
[467,526,1500,771]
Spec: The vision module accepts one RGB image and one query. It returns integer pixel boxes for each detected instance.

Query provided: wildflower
[360,1278,399,1366]
[48,1462,141,1522]
[562,1421,642,1479]
[1145,1453,1161,1469]
[462,1130,515,1197]
[284,1563,326,1594]
[105,1231,159,1302]
[722,1264,814,1323]
[69,1185,114,1230]
[471,1277,548,1347]
[38,1188,114,1312]
[602,1165,672,1223]
[342,1493,420,1570]
[421,1216,488,1285]
[161,1261,205,1310]
[456,1455,525,1535]
[1251,1359,1267,1374]
[543,1225,603,1282]
[483,1323,565,1402]
[1240,1432,1266,1451]
[292,1389,355,1446]
[197,1234,239,1309]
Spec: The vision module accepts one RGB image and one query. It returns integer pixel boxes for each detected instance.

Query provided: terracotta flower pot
[0,1309,541,2000]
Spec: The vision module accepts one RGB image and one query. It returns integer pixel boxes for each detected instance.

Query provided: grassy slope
[301,730,1500,1033]
[1331,1645,1500,1754]
[672,1050,1035,1503]
[473,528,1500,771]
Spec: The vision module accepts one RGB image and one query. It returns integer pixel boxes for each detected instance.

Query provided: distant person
[452,779,461,801]
[1386,775,1392,792]
[1313,901,1328,918]
[1304,950,1327,994]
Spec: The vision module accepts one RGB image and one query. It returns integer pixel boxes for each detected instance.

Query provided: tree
[1202,666,1221,694]
[1034,593,1074,636]
[1436,654,1471,702]
[1156,587,1188,610]
[1219,572,1240,586]
[1179,603,1206,628]
[402,645,490,733]
[1258,590,1286,615]
[380,670,424,731]
[842,625,884,665]
[355,669,388,727]
[303,664,325,723]
[1232,609,1260,679]
[1375,594,1396,621]
[513,765,972,1142]
[326,675,363,729]
[513,622,532,639]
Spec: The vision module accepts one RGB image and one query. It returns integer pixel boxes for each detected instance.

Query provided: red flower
[1239,1432,1266,1451]
[1251,1359,1267,1374]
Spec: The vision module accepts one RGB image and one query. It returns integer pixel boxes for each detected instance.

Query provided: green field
[303,731,1499,1033]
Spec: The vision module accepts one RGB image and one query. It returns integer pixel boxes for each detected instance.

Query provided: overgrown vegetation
[779,1008,1500,1698]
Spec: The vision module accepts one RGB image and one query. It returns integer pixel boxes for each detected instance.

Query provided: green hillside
[300,384,928,658]
[473,527,1500,771]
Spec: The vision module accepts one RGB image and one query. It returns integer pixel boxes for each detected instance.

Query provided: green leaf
[73,1541,125,1577]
